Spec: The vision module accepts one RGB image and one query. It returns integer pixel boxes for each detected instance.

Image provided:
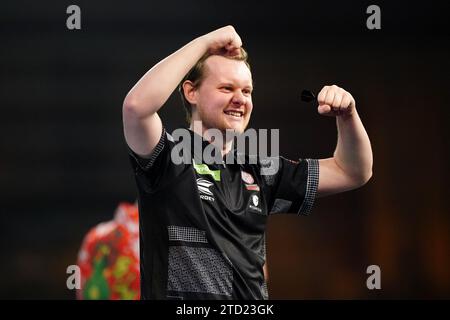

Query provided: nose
[231,90,245,106]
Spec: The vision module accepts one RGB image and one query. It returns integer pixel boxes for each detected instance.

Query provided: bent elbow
[354,170,373,188]
[123,94,161,119]
[123,95,141,115]
[122,96,149,120]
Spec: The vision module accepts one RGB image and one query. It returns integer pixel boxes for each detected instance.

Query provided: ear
[182,80,198,105]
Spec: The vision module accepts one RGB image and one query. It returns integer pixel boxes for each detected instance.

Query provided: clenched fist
[201,25,243,57]
[317,85,356,117]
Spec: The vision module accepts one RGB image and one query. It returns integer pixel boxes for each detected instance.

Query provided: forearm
[123,36,208,117]
[333,110,373,184]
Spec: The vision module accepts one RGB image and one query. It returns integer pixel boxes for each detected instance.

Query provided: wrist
[195,35,211,53]
[337,107,358,123]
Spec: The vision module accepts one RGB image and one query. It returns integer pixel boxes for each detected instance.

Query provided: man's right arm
[122,36,208,158]
[122,26,242,158]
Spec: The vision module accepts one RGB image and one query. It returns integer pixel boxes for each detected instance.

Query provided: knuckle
[344,98,351,106]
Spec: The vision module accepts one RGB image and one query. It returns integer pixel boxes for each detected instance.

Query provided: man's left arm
[316,85,373,198]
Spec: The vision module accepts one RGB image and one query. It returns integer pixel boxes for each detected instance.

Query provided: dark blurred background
[1,0,449,299]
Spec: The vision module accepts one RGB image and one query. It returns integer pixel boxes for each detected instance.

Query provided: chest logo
[249,194,262,213]
[241,171,254,184]
[196,178,215,202]
[252,195,259,207]
[193,160,221,181]
[245,184,260,191]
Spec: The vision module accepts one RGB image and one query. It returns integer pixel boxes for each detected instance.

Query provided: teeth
[225,111,243,117]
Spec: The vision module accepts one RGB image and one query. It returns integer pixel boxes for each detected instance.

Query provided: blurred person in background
[77,202,140,300]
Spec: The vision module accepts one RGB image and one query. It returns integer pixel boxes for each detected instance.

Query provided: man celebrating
[123,26,373,299]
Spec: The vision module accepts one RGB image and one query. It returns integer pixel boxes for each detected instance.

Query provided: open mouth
[224,110,244,118]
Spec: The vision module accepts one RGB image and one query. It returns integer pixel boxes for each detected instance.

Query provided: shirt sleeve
[261,157,319,215]
[127,127,188,193]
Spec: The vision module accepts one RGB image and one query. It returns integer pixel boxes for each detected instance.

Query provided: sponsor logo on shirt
[245,184,260,191]
[196,178,215,202]
[252,195,259,206]
[249,194,262,213]
[193,160,221,181]
[241,171,254,184]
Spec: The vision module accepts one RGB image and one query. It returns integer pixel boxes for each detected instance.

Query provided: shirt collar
[187,129,243,168]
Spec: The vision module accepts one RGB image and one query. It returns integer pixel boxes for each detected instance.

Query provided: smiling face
[186,55,253,134]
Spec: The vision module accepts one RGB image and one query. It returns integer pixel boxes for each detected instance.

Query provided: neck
[189,121,234,156]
